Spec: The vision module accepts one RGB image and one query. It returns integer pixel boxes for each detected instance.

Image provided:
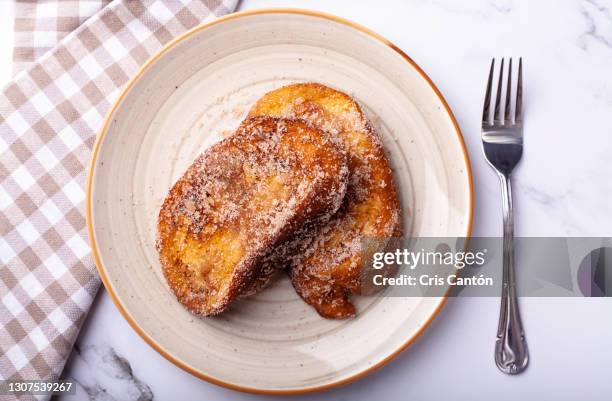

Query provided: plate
[87,9,473,394]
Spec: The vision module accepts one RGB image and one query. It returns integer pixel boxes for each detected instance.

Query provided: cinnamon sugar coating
[249,83,402,318]
[157,116,348,315]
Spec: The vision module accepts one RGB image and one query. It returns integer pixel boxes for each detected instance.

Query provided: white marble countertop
[3,0,612,400]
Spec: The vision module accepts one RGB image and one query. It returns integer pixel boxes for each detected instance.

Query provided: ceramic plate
[87,9,473,394]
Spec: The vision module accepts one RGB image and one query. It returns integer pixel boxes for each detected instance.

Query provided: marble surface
[3,0,612,400]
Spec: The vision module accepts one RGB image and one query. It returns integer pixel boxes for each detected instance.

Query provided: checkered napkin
[0,0,237,394]
[13,1,113,76]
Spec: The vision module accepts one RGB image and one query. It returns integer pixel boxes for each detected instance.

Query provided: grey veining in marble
[63,345,152,401]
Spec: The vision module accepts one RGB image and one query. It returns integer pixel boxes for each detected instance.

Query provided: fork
[481,58,529,374]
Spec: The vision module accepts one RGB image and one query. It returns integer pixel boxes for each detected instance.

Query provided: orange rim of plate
[85,8,474,395]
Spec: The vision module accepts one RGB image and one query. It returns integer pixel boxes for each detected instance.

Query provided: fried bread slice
[249,83,402,318]
[157,116,348,315]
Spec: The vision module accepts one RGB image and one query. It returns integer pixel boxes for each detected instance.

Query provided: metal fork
[481,58,529,375]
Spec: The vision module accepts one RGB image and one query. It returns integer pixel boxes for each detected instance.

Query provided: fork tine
[493,58,504,124]
[482,59,495,125]
[515,58,523,124]
[504,58,513,124]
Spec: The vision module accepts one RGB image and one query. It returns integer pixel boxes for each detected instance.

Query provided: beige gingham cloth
[13,1,113,75]
[0,0,237,395]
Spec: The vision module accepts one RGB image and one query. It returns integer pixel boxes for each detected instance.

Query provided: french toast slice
[249,83,402,319]
[157,116,348,315]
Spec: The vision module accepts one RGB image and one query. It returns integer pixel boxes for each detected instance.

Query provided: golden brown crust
[249,83,402,319]
[157,116,348,315]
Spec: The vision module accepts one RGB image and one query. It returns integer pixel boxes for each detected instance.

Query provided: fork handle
[495,173,529,374]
